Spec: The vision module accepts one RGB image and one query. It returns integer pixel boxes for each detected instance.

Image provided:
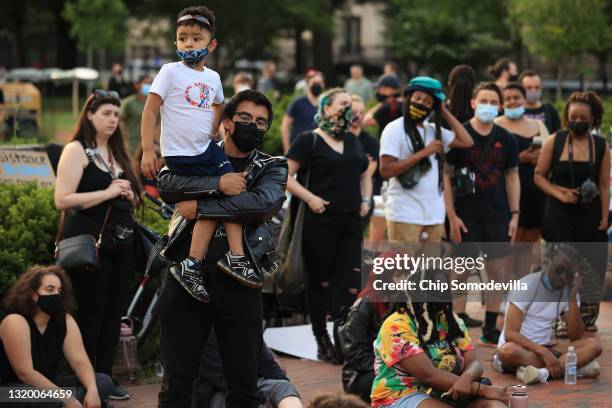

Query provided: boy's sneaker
[169,257,210,302]
[478,327,501,347]
[108,384,130,400]
[217,251,263,288]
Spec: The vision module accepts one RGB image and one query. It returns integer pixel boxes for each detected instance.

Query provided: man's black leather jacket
[157,148,288,278]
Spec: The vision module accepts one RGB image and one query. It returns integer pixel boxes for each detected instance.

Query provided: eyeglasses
[233,111,269,131]
[93,89,120,101]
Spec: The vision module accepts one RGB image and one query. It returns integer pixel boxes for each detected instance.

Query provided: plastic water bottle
[492,353,505,373]
[565,346,577,384]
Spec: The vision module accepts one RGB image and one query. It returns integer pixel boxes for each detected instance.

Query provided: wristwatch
[510,210,520,216]
[362,196,371,203]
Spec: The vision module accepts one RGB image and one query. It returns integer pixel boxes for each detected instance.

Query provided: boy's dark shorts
[454,220,511,260]
[165,142,233,177]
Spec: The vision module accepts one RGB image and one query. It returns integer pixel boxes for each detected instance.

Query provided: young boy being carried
[141,6,259,302]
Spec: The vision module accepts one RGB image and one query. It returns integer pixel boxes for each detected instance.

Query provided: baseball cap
[375,74,401,89]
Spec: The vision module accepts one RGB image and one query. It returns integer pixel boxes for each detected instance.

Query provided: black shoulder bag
[451,133,496,198]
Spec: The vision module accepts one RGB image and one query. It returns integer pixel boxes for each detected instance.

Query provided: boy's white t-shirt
[150,62,224,157]
[379,117,455,225]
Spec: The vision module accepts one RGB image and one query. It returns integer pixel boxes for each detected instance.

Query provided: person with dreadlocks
[534,90,609,332]
[371,271,509,408]
[379,76,473,244]
[495,244,602,384]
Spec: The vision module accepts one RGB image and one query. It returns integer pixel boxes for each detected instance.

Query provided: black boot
[315,333,341,365]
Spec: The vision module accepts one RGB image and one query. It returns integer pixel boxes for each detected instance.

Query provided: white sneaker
[516,365,540,384]
[577,360,600,378]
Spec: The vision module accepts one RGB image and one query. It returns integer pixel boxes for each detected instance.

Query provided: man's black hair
[177,6,215,36]
[223,90,274,125]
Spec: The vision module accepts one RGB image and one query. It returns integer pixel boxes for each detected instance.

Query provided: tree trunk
[598,53,608,93]
[556,63,564,101]
[312,29,335,85]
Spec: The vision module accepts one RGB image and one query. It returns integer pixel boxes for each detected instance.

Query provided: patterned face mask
[320,105,352,139]
[176,47,209,67]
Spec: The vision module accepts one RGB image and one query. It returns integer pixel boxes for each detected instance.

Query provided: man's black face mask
[232,121,266,152]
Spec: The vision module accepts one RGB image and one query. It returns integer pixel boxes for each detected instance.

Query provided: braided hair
[447,65,475,124]
[403,92,444,191]
[390,301,465,359]
[562,91,604,130]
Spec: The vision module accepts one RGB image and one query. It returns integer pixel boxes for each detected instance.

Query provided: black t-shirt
[287,131,368,214]
[286,95,317,145]
[373,100,404,138]
[524,102,561,134]
[356,130,379,163]
[0,89,4,104]
[447,122,519,222]
[201,155,251,275]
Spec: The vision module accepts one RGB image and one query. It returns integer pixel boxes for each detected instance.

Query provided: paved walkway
[115,302,612,407]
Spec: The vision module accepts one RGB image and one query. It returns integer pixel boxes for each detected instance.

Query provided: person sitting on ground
[338,261,394,404]
[192,328,302,408]
[371,272,509,408]
[307,392,369,408]
[0,265,112,408]
[495,244,603,384]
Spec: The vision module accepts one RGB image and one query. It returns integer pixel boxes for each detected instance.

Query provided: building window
[341,16,361,56]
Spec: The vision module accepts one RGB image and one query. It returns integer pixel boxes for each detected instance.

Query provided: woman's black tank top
[62,141,133,239]
[0,314,67,384]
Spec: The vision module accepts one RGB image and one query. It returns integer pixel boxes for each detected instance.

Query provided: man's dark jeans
[157,272,263,408]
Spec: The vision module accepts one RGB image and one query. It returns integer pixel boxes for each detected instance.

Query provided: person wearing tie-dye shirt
[371,301,509,408]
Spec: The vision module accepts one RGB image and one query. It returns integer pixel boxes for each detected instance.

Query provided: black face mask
[37,294,63,316]
[568,121,590,136]
[509,74,519,82]
[310,83,323,97]
[375,92,386,102]
[231,121,266,153]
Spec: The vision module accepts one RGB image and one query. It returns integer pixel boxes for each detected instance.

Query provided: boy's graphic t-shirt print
[185,81,213,109]
[150,62,224,158]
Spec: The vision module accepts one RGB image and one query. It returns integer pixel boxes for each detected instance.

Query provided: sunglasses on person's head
[553,265,575,280]
[93,89,120,101]
[233,111,269,131]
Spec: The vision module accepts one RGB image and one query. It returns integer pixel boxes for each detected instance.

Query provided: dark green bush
[0,183,58,298]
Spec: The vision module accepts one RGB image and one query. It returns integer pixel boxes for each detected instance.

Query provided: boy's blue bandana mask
[176,47,209,67]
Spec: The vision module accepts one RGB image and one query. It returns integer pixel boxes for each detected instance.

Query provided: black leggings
[302,211,362,336]
[70,248,133,376]
[346,371,375,403]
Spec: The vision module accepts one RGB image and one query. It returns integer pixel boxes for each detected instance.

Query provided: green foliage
[135,201,170,237]
[63,0,128,53]
[0,184,58,297]
[507,0,608,63]
[384,0,513,78]
[261,93,295,157]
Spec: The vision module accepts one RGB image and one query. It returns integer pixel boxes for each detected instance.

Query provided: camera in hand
[451,167,476,197]
[531,136,542,149]
[578,178,599,204]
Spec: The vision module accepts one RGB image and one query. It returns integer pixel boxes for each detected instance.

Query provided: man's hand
[442,375,472,400]
[509,214,518,241]
[568,273,582,300]
[449,215,467,243]
[177,200,198,220]
[359,202,370,217]
[537,346,563,378]
[83,389,101,408]
[422,140,444,157]
[219,172,247,196]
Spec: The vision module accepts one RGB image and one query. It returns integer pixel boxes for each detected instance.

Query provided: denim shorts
[387,392,431,408]
[165,141,233,177]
